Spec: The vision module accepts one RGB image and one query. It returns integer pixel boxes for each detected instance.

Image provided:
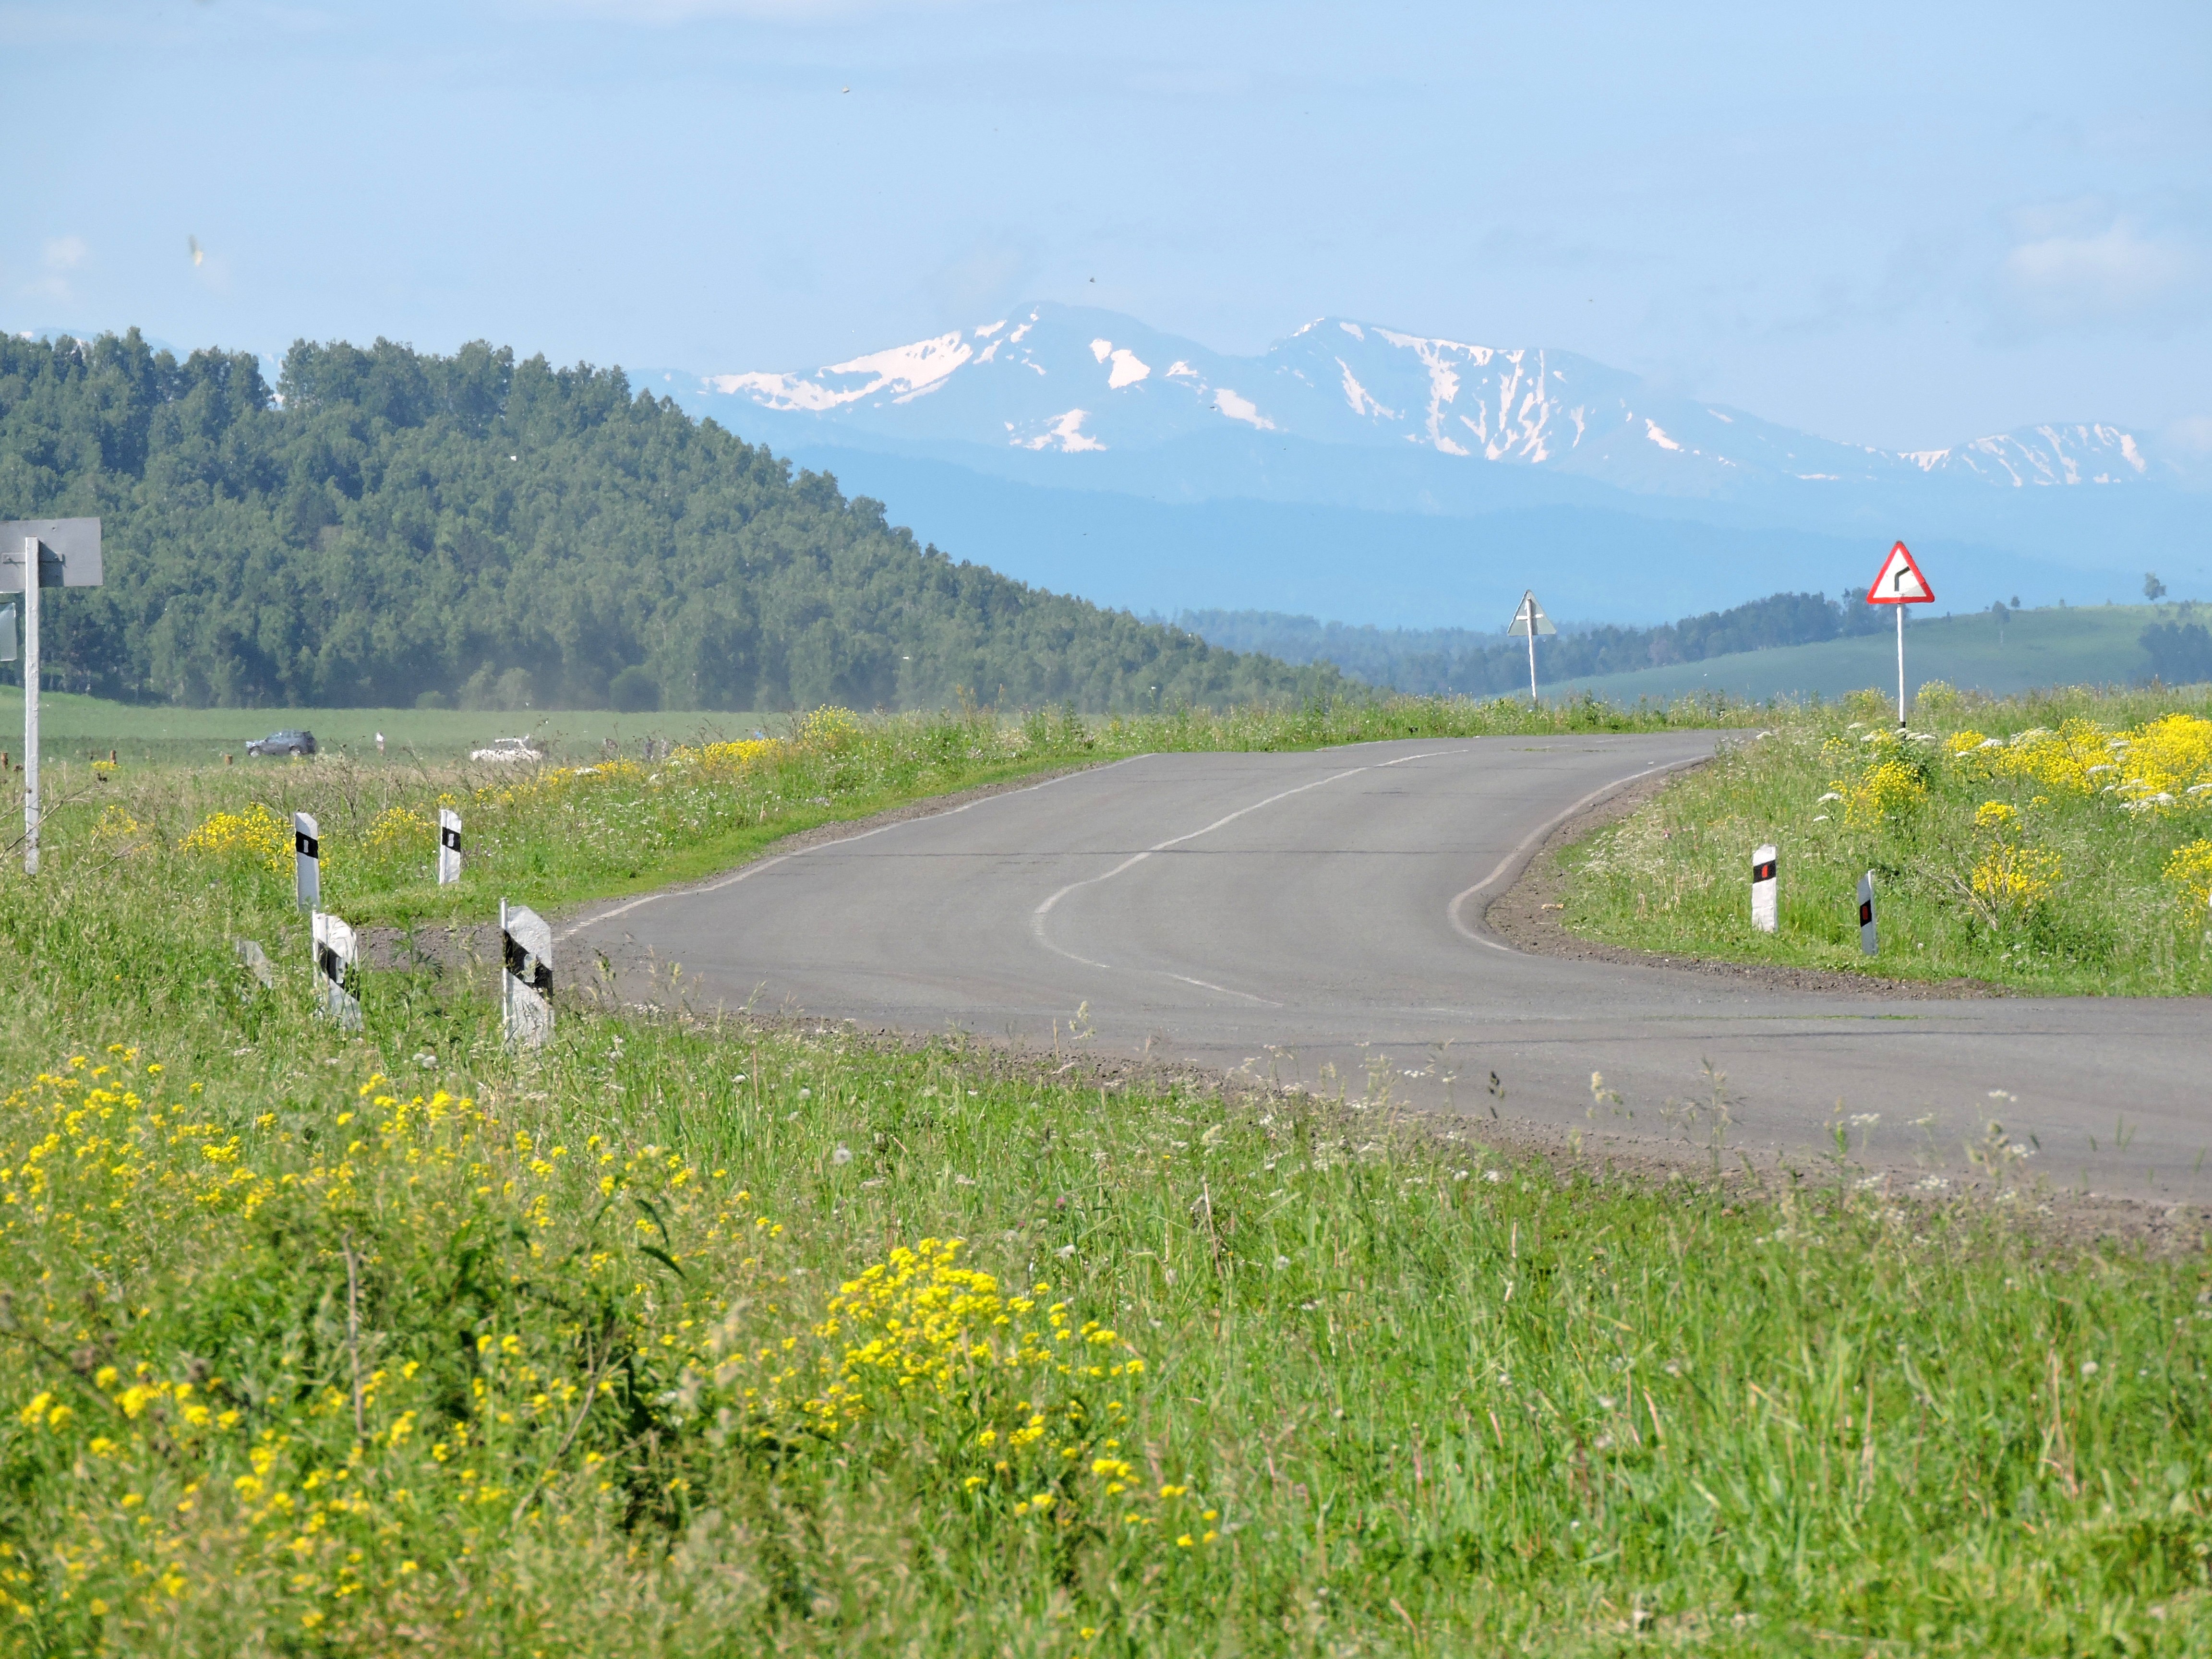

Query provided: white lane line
[1447,753,1710,954]
[558,755,1145,942]
[1029,747,1457,1001]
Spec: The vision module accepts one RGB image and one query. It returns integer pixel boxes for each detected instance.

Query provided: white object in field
[501,899,553,1047]
[471,736,544,763]
[1751,844,1778,933]
[0,518,102,877]
[437,807,462,886]
[1857,871,1878,956]
[294,811,321,910]
[234,938,276,988]
[1505,589,1556,701]
[0,603,12,663]
[312,911,362,1030]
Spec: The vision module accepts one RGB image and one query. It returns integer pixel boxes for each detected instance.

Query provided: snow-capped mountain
[651,303,2198,626]
[698,303,2169,499]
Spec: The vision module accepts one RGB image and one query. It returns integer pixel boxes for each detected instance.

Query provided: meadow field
[1559,682,2212,996]
[1553,602,2171,706]
[4,693,2211,1655]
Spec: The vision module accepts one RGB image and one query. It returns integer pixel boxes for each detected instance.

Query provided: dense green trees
[0,331,1339,711]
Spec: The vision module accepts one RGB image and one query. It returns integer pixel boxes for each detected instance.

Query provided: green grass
[2,748,2211,1654]
[14,693,1749,928]
[1559,682,2212,995]
[1553,602,2181,706]
[0,687,776,768]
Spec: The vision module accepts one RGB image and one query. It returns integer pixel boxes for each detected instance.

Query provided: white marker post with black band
[1,517,102,876]
[437,808,462,886]
[312,910,362,1030]
[294,811,321,911]
[1857,870,1878,956]
[1752,843,1778,933]
[501,899,553,1047]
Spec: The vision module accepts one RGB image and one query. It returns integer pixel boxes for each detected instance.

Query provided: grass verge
[1558,682,2212,995]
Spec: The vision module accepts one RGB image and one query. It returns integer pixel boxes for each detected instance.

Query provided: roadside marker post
[294,811,321,911]
[1864,541,1935,730]
[500,899,553,1047]
[1,517,102,875]
[437,808,462,886]
[1506,589,1557,703]
[1752,844,1778,933]
[312,911,362,1030]
[1857,871,1878,956]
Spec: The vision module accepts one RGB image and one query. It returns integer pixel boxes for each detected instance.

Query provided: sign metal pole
[20,536,36,875]
[1896,604,1906,732]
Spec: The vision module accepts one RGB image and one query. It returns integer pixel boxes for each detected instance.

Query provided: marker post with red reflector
[1858,871,1878,956]
[1752,844,1778,933]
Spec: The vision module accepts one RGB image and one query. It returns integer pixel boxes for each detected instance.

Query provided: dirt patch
[1482,766,2010,1001]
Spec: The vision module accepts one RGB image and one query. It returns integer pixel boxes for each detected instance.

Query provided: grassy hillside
[0,331,1334,713]
[1552,603,2171,706]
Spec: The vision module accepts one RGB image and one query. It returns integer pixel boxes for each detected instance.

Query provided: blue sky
[6,0,2208,454]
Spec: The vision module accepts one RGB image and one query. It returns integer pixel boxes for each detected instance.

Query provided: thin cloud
[1996,204,2207,335]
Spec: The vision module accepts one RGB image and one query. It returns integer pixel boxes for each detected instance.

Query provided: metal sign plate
[0,518,102,589]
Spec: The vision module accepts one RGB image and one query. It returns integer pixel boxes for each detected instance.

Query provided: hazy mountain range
[651,303,2206,628]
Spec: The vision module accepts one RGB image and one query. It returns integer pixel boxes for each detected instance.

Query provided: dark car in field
[245,729,316,757]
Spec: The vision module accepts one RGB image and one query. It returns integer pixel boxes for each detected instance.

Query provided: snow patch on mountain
[1013,409,1104,452]
[1211,388,1274,431]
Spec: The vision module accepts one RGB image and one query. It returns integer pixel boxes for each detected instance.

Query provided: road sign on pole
[1,517,102,876]
[438,808,462,886]
[501,899,553,1047]
[294,811,321,911]
[1506,589,1556,703]
[1864,541,1935,730]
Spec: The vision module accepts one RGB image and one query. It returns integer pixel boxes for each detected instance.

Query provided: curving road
[570,735,2212,1201]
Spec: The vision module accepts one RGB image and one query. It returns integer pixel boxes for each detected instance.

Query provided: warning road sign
[1866,541,1934,605]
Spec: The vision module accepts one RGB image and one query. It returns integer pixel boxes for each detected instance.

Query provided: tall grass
[1563,683,2212,994]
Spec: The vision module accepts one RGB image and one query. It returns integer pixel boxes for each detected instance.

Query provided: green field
[1553,603,2176,707]
[0,691,772,768]
[5,696,2212,1653]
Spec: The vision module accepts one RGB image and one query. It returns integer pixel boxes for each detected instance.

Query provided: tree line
[0,331,1343,712]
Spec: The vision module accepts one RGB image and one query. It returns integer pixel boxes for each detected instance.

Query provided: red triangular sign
[1866,541,1934,604]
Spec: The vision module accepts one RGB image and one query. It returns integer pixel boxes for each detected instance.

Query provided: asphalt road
[570,734,2212,1201]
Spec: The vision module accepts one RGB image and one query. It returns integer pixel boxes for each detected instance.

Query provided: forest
[0,331,1339,711]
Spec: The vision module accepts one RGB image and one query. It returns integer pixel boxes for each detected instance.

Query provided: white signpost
[437,808,463,886]
[1,517,103,875]
[1506,589,1556,703]
[1865,541,1935,730]
[1857,870,1878,956]
[501,900,553,1047]
[1752,844,1779,933]
[294,811,322,910]
[312,911,362,1030]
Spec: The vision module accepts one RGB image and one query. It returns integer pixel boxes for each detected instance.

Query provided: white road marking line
[1448,753,1710,954]
[559,755,1144,941]
[1029,747,1456,1000]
